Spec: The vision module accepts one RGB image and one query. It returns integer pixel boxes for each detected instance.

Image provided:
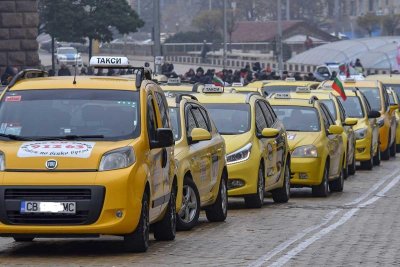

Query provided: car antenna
[73,55,78,85]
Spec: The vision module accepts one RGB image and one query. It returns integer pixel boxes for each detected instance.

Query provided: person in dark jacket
[58,64,71,76]
[1,66,17,85]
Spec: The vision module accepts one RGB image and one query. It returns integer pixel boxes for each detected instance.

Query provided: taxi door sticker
[17,141,95,158]
[211,154,219,184]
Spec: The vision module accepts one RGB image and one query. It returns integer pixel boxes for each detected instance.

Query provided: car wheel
[390,139,396,157]
[123,191,149,253]
[348,153,356,176]
[381,135,390,160]
[312,162,329,197]
[13,237,34,242]
[373,146,381,166]
[153,188,176,241]
[329,158,344,192]
[205,172,228,222]
[176,177,200,231]
[244,165,265,208]
[271,160,290,203]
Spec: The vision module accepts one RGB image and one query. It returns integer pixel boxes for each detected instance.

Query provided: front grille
[0,186,105,226]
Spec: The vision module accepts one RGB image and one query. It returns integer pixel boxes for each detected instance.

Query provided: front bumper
[0,168,142,236]
[355,137,372,161]
[226,160,259,197]
[290,157,324,186]
[58,59,83,66]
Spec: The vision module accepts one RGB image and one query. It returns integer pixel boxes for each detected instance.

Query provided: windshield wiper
[0,134,34,141]
[35,135,105,141]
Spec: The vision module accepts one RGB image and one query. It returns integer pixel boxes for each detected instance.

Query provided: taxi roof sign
[296,87,311,93]
[285,78,296,82]
[231,82,244,87]
[344,78,356,83]
[274,93,291,99]
[203,84,224,93]
[90,56,130,68]
[167,77,181,85]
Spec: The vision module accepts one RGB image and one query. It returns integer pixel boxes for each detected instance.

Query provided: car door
[321,104,342,177]
[255,101,275,187]
[259,100,283,185]
[146,93,164,219]
[154,91,174,212]
[193,104,221,200]
[361,93,379,152]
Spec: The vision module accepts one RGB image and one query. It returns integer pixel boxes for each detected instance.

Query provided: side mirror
[190,128,212,143]
[328,125,344,135]
[150,128,174,149]
[368,110,381,119]
[261,128,279,138]
[389,104,399,113]
[344,118,358,126]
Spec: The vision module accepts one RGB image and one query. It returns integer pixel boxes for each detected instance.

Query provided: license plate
[20,201,76,214]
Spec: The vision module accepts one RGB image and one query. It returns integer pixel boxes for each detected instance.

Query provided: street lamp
[223,0,227,70]
[277,0,283,75]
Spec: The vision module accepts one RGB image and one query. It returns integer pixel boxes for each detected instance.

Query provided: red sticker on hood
[5,96,21,102]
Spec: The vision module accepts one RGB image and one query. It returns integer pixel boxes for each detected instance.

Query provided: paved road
[1,157,400,266]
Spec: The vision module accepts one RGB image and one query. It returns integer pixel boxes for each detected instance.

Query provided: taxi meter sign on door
[17,141,95,158]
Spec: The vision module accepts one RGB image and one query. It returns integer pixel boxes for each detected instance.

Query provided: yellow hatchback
[269,93,345,197]
[0,57,178,253]
[195,86,291,208]
[166,94,227,230]
[387,88,400,152]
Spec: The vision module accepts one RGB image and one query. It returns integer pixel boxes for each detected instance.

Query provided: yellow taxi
[367,74,400,152]
[323,79,397,160]
[282,88,357,177]
[195,85,291,208]
[166,93,227,230]
[262,78,320,96]
[0,57,178,252]
[225,82,263,96]
[387,88,400,152]
[269,93,345,197]
[160,77,200,94]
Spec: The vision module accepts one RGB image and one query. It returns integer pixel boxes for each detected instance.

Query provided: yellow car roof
[194,92,254,104]
[265,80,319,87]
[8,76,139,91]
[268,97,316,108]
[160,84,195,92]
[366,74,400,84]
[321,80,378,89]
[246,80,271,88]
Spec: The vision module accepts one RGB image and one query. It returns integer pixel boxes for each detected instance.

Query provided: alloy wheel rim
[180,185,197,223]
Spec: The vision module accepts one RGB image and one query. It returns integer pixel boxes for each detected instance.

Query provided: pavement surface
[0,156,400,266]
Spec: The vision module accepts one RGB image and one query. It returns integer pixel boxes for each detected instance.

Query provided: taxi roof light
[285,78,296,82]
[344,78,356,83]
[231,82,244,87]
[274,93,291,99]
[167,77,181,85]
[202,84,224,93]
[296,87,311,93]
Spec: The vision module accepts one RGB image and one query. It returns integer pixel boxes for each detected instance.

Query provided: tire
[13,237,34,242]
[390,139,396,157]
[312,162,329,197]
[329,160,344,192]
[123,191,149,253]
[205,173,228,222]
[381,136,390,160]
[373,147,381,166]
[271,161,290,203]
[244,165,265,208]
[153,188,176,241]
[348,153,356,176]
[176,177,200,231]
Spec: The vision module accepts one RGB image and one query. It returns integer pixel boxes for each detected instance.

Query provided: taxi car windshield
[0,89,140,141]
[320,100,337,120]
[169,107,181,140]
[263,85,298,93]
[339,96,365,118]
[273,106,320,132]
[203,103,250,135]
[58,48,77,54]
[358,88,382,111]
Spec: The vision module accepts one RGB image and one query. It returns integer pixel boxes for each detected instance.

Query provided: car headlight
[226,143,252,165]
[377,118,384,128]
[354,128,368,140]
[99,147,135,171]
[0,152,5,171]
[292,145,318,158]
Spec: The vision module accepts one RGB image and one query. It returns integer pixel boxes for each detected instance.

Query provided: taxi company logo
[97,57,121,64]
[46,159,58,170]
[17,141,95,158]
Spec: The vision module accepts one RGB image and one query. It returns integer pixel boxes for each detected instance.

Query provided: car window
[339,96,365,118]
[191,105,209,131]
[358,88,382,111]
[259,101,274,127]
[186,107,197,136]
[255,102,268,133]
[320,100,337,120]
[336,99,346,122]
[199,106,212,131]
[169,107,181,140]
[147,96,157,142]
[154,91,170,128]
[320,104,335,126]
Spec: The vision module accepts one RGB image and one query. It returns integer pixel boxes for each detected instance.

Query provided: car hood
[287,131,321,150]
[1,140,133,171]
[222,132,253,154]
